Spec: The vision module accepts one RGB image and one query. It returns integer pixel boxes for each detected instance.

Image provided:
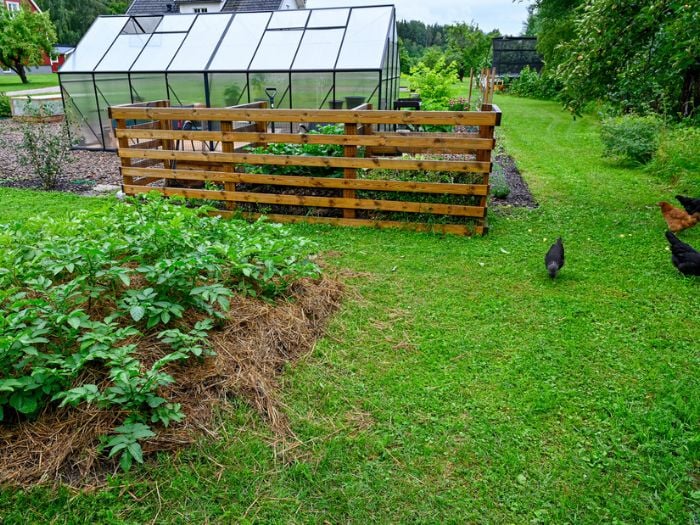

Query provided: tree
[0,5,56,84]
[445,23,498,82]
[521,0,582,71]
[34,0,126,45]
[556,0,700,117]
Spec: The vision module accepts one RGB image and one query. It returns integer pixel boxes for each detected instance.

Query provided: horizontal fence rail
[109,100,501,235]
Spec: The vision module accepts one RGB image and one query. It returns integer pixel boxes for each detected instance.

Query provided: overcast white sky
[305,0,530,36]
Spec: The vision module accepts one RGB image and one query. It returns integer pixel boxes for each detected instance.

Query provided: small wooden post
[343,122,358,219]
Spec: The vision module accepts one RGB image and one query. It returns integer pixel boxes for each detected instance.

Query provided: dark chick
[675,195,700,216]
[545,237,565,278]
[665,231,700,276]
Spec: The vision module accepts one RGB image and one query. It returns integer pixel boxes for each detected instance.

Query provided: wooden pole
[467,68,474,109]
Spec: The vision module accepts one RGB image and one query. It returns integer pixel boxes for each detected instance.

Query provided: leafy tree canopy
[555,0,700,116]
[0,5,56,84]
[34,0,127,46]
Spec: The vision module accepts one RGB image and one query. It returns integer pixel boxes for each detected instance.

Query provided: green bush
[0,195,320,470]
[0,94,10,118]
[646,124,700,188]
[408,57,459,110]
[490,165,510,199]
[600,114,663,164]
[507,67,561,100]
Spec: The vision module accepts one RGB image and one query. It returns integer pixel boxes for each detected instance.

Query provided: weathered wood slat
[130,139,161,150]
[121,167,489,195]
[109,107,501,126]
[116,128,493,150]
[123,185,486,217]
[218,211,482,236]
[120,149,491,173]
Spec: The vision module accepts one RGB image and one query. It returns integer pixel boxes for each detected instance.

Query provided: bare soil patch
[0,276,343,488]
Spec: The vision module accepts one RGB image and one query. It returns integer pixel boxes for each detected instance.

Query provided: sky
[305,0,530,36]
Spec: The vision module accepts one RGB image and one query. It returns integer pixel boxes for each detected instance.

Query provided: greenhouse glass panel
[249,73,290,108]
[130,73,168,103]
[61,74,102,148]
[167,73,207,107]
[122,16,161,34]
[292,29,344,71]
[169,14,232,71]
[307,8,349,28]
[336,7,392,70]
[249,30,303,71]
[60,17,127,72]
[268,9,309,29]
[208,12,270,71]
[291,73,333,109]
[335,71,379,108]
[94,74,132,149]
[95,34,149,72]
[131,33,186,71]
[208,73,248,106]
[156,14,196,33]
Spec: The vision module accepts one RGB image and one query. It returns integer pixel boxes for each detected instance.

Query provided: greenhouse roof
[60,5,395,74]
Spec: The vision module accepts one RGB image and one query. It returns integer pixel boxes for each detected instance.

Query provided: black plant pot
[345,96,366,109]
[328,100,344,109]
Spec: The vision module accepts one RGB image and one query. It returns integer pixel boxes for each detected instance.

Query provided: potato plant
[0,194,320,470]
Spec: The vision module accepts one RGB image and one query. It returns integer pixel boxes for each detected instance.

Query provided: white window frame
[6,1,21,12]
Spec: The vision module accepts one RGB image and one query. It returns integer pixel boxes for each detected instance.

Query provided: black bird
[675,195,700,216]
[545,237,565,278]
[665,231,700,276]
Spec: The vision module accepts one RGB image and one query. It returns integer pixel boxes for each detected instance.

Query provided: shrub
[0,195,320,470]
[408,57,459,110]
[646,124,700,188]
[599,114,663,164]
[507,67,561,100]
[490,165,510,199]
[0,94,10,118]
[12,103,74,189]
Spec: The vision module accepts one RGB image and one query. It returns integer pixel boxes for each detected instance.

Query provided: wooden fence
[108,101,501,235]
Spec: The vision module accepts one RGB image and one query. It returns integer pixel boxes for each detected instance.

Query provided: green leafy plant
[11,103,75,189]
[0,194,321,470]
[507,67,561,100]
[0,94,10,118]
[600,114,663,164]
[408,57,459,110]
[490,165,510,199]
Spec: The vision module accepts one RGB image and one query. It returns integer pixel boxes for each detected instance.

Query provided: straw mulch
[0,275,343,488]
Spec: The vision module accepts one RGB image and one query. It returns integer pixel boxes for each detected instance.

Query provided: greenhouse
[58,5,399,150]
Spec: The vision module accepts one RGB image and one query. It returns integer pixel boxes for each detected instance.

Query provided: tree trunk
[680,65,700,118]
[12,62,29,84]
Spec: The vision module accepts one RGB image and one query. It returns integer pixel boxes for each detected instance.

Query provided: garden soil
[0,275,343,488]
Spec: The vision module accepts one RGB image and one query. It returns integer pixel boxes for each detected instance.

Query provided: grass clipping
[0,276,343,488]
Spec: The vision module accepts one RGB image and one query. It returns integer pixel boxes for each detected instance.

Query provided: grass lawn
[0,73,59,93]
[0,96,697,523]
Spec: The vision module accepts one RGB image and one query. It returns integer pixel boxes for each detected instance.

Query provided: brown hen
[658,201,699,232]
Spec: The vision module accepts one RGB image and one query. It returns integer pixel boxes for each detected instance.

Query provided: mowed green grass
[0,73,59,93]
[0,96,698,523]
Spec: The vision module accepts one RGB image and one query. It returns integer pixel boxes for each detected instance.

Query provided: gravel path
[0,119,121,194]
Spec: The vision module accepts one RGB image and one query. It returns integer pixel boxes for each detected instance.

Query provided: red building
[2,0,62,70]
[2,0,41,14]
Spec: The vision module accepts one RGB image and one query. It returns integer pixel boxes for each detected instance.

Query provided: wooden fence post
[343,122,358,219]
[221,119,236,210]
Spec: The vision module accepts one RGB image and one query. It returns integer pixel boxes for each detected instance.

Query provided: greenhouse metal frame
[59,5,399,150]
